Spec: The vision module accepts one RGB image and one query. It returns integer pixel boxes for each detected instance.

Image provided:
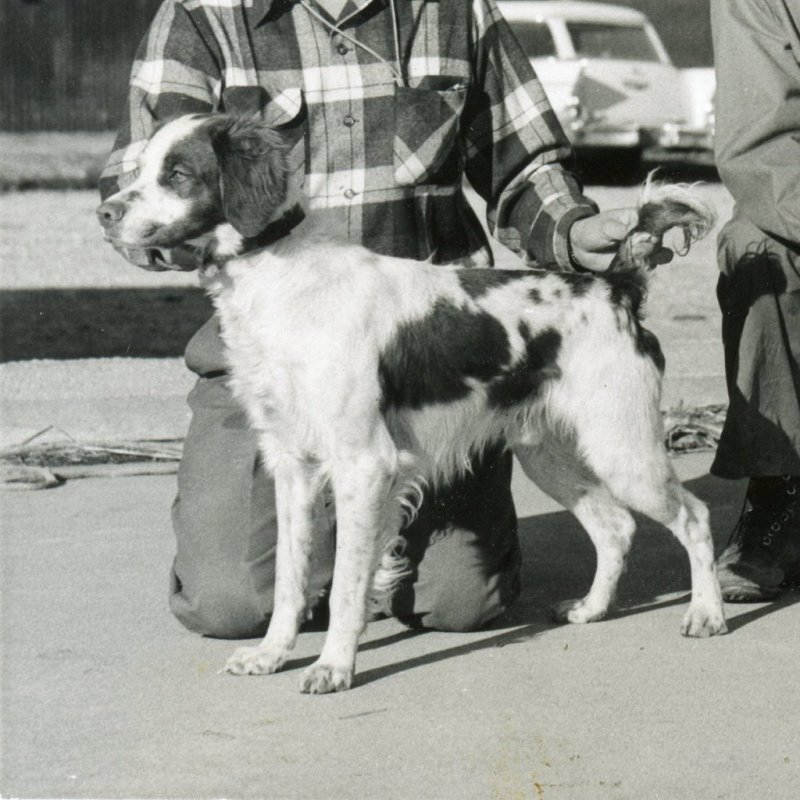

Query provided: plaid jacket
[100,0,597,269]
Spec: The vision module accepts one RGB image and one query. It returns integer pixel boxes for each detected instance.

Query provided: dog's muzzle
[96,199,126,231]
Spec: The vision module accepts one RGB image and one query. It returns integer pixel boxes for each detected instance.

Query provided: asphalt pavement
[3,453,799,799]
[5,182,800,799]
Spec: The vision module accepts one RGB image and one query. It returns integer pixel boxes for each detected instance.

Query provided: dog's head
[97,114,292,259]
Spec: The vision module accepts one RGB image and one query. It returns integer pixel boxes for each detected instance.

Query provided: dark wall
[0,0,162,131]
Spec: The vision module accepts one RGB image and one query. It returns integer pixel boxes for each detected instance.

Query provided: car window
[566,22,659,61]
[507,21,557,58]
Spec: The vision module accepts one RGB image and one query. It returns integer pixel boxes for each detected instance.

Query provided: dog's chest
[209,274,309,411]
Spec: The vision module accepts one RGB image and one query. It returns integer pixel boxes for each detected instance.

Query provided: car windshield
[566,22,660,61]
[507,21,557,58]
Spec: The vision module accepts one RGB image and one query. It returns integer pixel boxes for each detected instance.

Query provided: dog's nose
[96,200,126,228]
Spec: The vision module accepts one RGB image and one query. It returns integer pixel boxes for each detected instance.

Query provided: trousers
[168,370,522,639]
[712,213,800,479]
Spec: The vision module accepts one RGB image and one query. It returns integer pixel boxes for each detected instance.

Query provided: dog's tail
[605,175,716,317]
[612,174,716,271]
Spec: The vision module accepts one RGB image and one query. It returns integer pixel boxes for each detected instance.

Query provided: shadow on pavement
[354,624,546,688]
[330,469,794,685]
[266,625,545,689]
[0,287,213,361]
[723,592,800,633]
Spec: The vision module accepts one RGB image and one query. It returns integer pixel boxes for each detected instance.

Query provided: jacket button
[337,43,349,55]
[343,188,356,199]
[343,114,356,127]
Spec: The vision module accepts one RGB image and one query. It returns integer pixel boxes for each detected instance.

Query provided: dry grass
[0,132,114,191]
[0,406,726,478]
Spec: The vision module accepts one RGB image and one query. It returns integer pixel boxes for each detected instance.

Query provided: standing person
[100,0,662,637]
[711,0,800,601]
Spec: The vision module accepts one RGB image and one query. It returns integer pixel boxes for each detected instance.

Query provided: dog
[97,113,727,694]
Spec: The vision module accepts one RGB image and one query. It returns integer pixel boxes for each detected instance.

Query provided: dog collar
[243,203,306,252]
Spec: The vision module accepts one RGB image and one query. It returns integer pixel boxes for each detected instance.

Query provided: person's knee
[171,592,269,640]
[394,530,522,632]
[417,585,504,632]
[169,570,270,639]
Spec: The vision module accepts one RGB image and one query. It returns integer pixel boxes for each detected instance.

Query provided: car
[497,1,715,168]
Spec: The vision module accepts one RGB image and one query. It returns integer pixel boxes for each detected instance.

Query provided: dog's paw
[224,645,288,676]
[551,598,607,625]
[298,660,353,694]
[680,606,728,638]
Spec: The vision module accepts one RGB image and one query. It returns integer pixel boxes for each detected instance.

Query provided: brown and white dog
[98,114,726,693]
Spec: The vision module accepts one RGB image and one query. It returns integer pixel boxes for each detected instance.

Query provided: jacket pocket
[393,79,468,186]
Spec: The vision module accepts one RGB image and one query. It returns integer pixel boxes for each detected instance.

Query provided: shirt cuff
[553,205,598,270]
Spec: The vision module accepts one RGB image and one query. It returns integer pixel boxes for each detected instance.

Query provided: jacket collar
[256,0,404,26]
[254,0,292,25]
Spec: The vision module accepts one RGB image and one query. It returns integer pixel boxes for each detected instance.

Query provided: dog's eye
[169,169,191,184]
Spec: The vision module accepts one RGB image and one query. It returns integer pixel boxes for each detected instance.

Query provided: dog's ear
[206,115,290,238]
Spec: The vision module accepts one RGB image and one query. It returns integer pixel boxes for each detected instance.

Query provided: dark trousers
[712,213,800,479]
[169,373,521,639]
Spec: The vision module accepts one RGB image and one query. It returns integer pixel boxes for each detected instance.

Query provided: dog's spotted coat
[98,114,727,694]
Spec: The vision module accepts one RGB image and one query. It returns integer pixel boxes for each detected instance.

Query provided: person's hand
[569,209,673,272]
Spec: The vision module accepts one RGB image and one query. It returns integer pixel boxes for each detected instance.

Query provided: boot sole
[721,584,783,603]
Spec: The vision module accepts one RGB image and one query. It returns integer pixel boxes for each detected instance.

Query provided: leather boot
[717,475,800,602]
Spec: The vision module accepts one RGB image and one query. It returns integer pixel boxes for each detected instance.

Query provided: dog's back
[96,112,725,692]
[209,182,714,490]
[209,182,727,692]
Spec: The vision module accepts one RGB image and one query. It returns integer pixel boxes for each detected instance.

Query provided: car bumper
[642,124,715,165]
[566,121,716,164]
[571,124,641,150]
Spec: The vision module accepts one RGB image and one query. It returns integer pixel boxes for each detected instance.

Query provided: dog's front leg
[299,441,399,694]
[225,456,325,675]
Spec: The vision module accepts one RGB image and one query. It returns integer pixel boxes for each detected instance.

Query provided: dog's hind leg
[299,427,404,694]
[514,441,635,624]
[617,475,727,638]
[570,396,727,638]
[225,455,327,676]
[554,490,636,624]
